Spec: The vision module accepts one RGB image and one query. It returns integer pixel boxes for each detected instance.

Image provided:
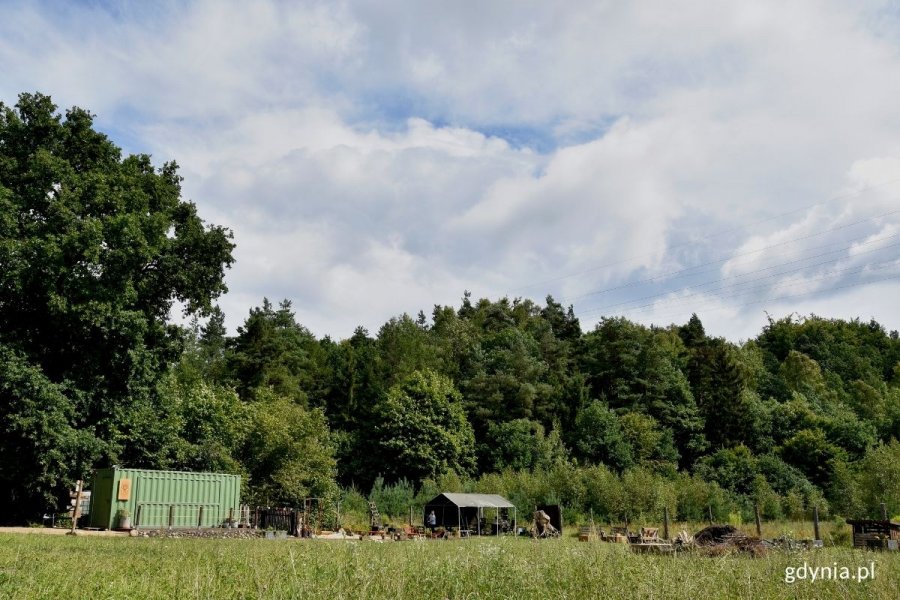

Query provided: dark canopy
[423,493,516,531]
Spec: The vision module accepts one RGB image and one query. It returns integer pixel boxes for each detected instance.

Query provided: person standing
[427,510,437,535]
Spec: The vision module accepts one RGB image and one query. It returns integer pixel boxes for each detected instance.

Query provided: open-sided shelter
[423,493,517,535]
[846,519,900,550]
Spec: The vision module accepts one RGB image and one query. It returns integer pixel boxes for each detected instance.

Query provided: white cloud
[147,108,538,336]
[3,0,900,339]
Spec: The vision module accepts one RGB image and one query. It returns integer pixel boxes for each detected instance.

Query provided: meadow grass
[610,518,853,545]
[1,532,898,599]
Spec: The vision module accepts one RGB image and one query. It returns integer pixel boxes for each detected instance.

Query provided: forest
[2,93,899,526]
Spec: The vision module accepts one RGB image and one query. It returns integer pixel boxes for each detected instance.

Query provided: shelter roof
[846,519,900,529]
[427,493,515,509]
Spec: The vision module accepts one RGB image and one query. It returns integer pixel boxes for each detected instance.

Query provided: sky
[2,0,899,341]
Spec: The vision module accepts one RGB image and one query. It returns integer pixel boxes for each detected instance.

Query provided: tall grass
[1,533,897,599]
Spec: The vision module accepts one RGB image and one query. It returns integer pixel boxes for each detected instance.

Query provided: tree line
[2,93,899,525]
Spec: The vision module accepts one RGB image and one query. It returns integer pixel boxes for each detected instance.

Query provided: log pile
[692,524,770,557]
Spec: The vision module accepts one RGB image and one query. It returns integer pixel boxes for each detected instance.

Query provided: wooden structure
[629,541,674,554]
[300,498,322,537]
[846,519,900,550]
[600,526,630,543]
[368,501,382,531]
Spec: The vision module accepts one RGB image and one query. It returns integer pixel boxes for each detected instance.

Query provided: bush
[675,473,733,522]
[369,477,416,521]
[338,487,369,530]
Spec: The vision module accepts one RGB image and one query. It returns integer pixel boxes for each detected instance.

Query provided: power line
[616,271,900,328]
[595,262,900,323]
[576,234,900,316]
[610,259,898,318]
[507,176,900,295]
[559,207,900,304]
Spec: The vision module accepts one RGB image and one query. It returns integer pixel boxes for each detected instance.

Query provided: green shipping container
[88,467,241,530]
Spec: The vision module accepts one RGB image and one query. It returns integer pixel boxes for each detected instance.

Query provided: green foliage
[226,299,320,404]
[161,374,247,474]
[750,475,782,520]
[621,467,676,521]
[674,473,734,522]
[572,400,634,470]
[336,486,370,530]
[619,411,679,471]
[376,314,441,387]
[855,440,900,518]
[684,335,747,450]
[7,90,900,529]
[368,477,416,521]
[240,389,338,506]
[780,428,847,489]
[580,317,706,466]
[695,445,759,496]
[481,418,564,472]
[374,369,476,482]
[0,93,233,521]
[318,327,384,436]
[0,344,103,520]
[461,326,550,436]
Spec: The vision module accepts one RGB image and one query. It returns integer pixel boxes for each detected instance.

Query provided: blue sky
[2,0,899,340]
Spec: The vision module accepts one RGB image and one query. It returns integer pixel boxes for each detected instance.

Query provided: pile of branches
[690,525,771,557]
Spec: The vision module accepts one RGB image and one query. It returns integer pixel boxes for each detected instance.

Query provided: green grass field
[1,533,898,599]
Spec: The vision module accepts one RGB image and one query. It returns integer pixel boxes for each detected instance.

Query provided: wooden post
[813,505,820,541]
[881,503,888,521]
[707,505,714,525]
[754,504,762,537]
[69,479,83,534]
[198,505,204,529]
[229,507,235,526]
[663,506,670,541]
[168,504,175,528]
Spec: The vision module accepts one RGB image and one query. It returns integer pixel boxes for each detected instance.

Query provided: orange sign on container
[117,478,132,501]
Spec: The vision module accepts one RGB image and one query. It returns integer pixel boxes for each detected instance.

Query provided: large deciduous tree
[0,93,234,521]
[374,369,476,483]
[240,389,338,506]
